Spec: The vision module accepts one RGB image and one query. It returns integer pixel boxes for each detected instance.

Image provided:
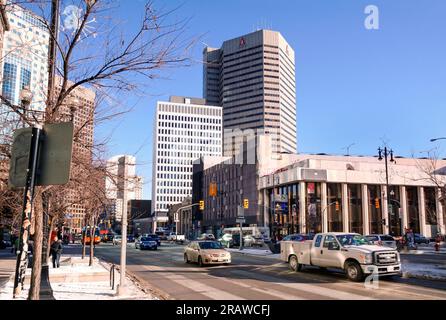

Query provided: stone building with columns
[259,154,446,239]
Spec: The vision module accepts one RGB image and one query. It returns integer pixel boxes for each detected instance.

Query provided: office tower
[106,155,143,223]
[203,29,297,156]
[151,96,222,230]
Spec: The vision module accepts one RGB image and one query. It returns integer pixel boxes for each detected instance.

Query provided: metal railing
[110,264,115,290]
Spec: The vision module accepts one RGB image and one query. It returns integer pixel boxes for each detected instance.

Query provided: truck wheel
[345,261,364,282]
[289,255,302,272]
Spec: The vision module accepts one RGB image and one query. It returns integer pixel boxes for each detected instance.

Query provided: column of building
[342,184,349,232]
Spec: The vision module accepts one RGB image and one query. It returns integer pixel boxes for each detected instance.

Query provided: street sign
[236,218,246,223]
[8,127,33,188]
[8,122,74,188]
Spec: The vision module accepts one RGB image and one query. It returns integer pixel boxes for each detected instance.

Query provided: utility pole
[118,166,128,296]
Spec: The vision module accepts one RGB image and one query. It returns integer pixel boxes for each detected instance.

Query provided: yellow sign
[199,200,205,211]
[243,199,249,209]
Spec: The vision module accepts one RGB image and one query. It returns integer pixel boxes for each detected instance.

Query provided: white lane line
[231,270,375,300]
[142,264,246,300]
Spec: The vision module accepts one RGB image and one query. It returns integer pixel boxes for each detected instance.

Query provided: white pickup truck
[281,232,401,281]
[168,233,186,244]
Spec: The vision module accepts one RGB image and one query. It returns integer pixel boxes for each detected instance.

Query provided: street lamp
[430,137,446,142]
[377,146,396,234]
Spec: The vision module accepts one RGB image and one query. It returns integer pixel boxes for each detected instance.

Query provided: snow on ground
[227,248,281,259]
[0,255,157,300]
[402,263,446,281]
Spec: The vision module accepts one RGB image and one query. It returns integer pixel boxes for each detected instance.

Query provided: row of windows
[157,158,193,165]
[157,165,193,173]
[157,151,217,159]
[158,122,221,132]
[156,180,192,188]
[158,104,221,116]
[156,173,192,180]
[157,188,191,196]
[158,114,221,124]
[157,143,221,153]
[158,136,221,144]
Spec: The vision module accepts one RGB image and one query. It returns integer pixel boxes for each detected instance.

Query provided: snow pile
[402,263,446,281]
[227,248,281,259]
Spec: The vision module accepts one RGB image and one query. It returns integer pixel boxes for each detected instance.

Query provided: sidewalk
[400,243,446,255]
[0,254,158,300]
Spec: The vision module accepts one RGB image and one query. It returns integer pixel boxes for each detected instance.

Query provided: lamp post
[378,147,396,234]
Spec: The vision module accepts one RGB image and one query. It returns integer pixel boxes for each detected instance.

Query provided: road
[84,242,446,300]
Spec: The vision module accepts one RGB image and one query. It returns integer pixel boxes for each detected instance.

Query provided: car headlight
[360,253,373,264]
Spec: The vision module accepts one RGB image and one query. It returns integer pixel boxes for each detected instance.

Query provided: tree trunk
[82,222,86,259]
[89,218,95,267]
[28,196,43,300]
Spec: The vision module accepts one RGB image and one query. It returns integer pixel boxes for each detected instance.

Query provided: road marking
[141,264,246,300]
[231,270,375,300]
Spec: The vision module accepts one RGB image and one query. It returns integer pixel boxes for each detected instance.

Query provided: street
[62,242,446,300]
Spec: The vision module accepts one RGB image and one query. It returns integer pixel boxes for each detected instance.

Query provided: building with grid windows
[151,96,222,231]
[203,29,297,156]
[1,4,49,112]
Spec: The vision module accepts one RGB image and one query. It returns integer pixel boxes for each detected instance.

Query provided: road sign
[8,122,74,188]
[236,218,246,223]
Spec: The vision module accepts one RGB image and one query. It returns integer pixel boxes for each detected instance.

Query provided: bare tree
[1,0,195,300]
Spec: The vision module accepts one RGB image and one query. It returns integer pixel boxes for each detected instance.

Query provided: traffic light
[335,201,340,211]
[199,200,205,211]
[375,198,380,209]
[243,198,249,209]
[209,183,217,197]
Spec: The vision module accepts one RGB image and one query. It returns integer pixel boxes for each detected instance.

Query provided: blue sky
[94,0,446,199]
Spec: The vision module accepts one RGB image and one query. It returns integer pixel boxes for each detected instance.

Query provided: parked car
[243,235,264,247]
[218,233,234,248]
[414,233,430,245]
[142,234,161,246]
[281,233,401,281]
[197,233,215,241]
[282,234,314,242]
[184,241,231,267]
[167,232,177,241]
[127,235,135,243]
[155,231,168,240]
[135,236,158,250]
[365,234,397,249]
[112,235,122,246]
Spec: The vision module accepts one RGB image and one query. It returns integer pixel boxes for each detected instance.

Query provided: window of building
[306,182,322,234]
[368,185,383,234]
[406,186,420,233]
[327,183,343,232]
[424,187,437,226]
[348,184,363,234]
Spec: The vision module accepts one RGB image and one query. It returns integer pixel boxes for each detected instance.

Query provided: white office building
[1,4,49,113]
[151,96,223,230]
[106,155,143,222]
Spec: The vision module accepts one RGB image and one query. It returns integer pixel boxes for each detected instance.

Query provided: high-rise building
[106,155,143,223]
[1,4,49,112]
[151,96,222,230]
[203,29,297,156]
[55,77,96,232]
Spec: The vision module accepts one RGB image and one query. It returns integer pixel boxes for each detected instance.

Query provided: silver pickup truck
[281,232,401,281]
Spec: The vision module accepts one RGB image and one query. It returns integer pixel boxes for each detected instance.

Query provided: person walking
[50,237,63,268]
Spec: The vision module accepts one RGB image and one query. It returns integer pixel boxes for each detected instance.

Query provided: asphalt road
[86,242,446,300]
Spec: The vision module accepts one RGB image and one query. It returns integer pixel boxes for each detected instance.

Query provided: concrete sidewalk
[0,254,157,300]
[0,250,17,288]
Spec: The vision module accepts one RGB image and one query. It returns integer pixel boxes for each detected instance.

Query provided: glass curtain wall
[327,183,343,232]
[388,186,402,236]
[348,184,363,234]
[406,187,420,233]
[306,182,322,234]
[368,185,383,234]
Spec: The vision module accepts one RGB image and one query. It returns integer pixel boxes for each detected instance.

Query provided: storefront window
[306,182,322,234]
[406,186,420,234]
[424,187,437,225]
[348,184,363,234]
[288,184,300,234]
[270,186,289,240]
[327,183,343,232]
[388,186,402,236]
[368,185,383,234]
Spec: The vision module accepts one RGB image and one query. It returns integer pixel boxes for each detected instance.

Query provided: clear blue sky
[94,0,446,199]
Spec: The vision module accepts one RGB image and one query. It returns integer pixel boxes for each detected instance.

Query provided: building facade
[259,154,446,239]
[203,29,297,156]
[1,4,49,113]
[151,96,222,231]
[106,155,143,223]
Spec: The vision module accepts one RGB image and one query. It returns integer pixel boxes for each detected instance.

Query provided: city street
[71,242,446,300]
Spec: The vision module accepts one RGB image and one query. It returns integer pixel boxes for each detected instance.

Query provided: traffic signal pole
[13,127,42,298]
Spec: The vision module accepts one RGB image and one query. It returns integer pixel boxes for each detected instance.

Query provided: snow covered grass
[402,263,446,281]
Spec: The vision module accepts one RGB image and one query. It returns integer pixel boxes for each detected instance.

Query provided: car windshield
[140,237,153,242]
[381,235,395,241]
[336,234,371,246]
[199,241,223,249]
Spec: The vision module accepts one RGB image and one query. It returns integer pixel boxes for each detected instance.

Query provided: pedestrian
[435,233,442,252]
[50,237,63,268]
[13,236,19,254]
